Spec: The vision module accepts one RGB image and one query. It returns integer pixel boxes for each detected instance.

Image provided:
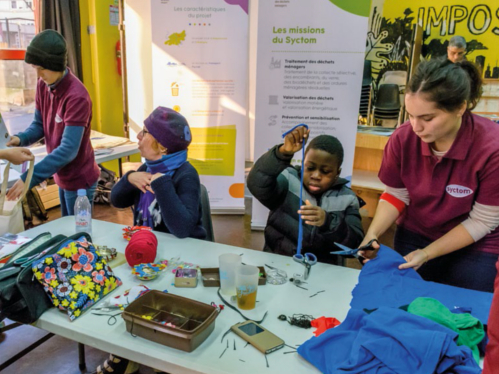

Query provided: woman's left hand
[399,249,428,270]
[299,200,326,227]
[6,179,25,201]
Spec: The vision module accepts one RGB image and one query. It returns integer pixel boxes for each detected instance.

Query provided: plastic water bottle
[75,189,92,235]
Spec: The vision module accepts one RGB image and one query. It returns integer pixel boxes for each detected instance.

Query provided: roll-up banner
[151,0,249,213]
[251,0,371,229]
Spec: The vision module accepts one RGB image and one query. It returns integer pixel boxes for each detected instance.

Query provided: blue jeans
[394,226,498,293]
[58,182,97,217]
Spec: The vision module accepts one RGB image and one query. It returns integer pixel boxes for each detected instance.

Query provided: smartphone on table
[231,320,284,354]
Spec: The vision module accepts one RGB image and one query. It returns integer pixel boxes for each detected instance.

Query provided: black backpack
[94,165,117,204]
[0,232,92,324]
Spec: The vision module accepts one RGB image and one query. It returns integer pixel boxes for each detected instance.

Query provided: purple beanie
[143,107,192,154]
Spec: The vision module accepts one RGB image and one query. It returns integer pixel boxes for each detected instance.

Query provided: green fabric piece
[407,297,484,363]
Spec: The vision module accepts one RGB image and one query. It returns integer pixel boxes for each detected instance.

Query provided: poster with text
[252,0,370,228]
[151,0,248,212]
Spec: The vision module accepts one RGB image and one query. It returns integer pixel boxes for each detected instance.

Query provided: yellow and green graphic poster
[150,0,248,212]
[252,0,369,229]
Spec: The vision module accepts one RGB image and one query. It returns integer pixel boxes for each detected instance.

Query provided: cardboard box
[174,268,198,288]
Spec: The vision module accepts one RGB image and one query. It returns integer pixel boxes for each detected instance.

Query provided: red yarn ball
[125,230,158,267]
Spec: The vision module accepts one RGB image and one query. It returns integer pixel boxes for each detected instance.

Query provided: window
[1,2,37,134]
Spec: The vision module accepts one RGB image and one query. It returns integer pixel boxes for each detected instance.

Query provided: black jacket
[248,146,364,264]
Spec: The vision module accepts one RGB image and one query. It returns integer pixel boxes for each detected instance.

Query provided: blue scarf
[136,150,187,228]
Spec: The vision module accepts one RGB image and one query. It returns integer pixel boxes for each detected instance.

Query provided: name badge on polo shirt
[55,114,63,123]
[446,184,473,198]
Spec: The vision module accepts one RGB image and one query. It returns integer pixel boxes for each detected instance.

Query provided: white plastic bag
[0,160,34,235]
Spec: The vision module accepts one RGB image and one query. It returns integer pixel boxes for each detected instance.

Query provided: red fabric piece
[311,316,341,337]
[483,260,499,373]
[380,192,406,214]
[125,230,158,267]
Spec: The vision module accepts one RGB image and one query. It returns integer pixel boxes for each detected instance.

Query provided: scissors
[331,239,379,264]
[293,253,317,280]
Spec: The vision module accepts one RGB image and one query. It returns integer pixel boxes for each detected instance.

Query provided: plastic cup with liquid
[219,253,242,296]
[235,264,259,310]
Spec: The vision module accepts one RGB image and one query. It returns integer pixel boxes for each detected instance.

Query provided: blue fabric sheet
[297,245,492,373]
[297,307,481,374]
[350,246,493,325]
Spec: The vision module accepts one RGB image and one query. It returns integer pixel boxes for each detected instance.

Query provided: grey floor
[0,200,392,374]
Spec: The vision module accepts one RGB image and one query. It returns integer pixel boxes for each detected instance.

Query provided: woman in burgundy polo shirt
[360,59,499,293]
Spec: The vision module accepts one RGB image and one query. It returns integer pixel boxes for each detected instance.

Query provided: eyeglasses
[139,128,150,137]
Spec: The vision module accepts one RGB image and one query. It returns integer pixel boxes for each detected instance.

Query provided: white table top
[21,218,360,374]
[1,142,139,187]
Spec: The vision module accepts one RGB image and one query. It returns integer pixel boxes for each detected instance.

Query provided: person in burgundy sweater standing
[6,30,99,216]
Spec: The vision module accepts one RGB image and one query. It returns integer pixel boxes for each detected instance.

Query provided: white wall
[124,0,154,143]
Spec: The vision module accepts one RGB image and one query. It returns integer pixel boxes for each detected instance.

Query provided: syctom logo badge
[446,185,473,198]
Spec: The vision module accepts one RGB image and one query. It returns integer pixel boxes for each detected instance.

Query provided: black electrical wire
[217,288,268,324]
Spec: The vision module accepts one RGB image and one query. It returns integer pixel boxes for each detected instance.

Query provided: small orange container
[122,290,219,352]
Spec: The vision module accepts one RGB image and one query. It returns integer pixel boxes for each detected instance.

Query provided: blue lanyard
[281,124,309,256]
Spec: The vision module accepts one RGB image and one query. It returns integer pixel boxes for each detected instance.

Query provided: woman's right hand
[6,136,21,147]
[358,234,380,263]
[279,126,310,156]
[127,171,152,194]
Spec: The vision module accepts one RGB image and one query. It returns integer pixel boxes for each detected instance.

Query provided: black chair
[362,60,372,86]
[200,184,215,242]
[359,60,373,120]
[374,84,400,111]
[370,84,401,125]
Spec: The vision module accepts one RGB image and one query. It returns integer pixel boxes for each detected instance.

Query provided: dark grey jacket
[248,145,364,264]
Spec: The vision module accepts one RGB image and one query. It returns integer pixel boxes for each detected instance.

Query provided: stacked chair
[359,60,373,120]
[379,70,407,108]
[370,83,400,126]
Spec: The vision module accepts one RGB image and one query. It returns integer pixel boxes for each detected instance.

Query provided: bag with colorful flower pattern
[32,235,122,321]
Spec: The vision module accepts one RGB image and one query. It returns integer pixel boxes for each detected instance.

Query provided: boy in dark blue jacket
[248,126,363,264]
